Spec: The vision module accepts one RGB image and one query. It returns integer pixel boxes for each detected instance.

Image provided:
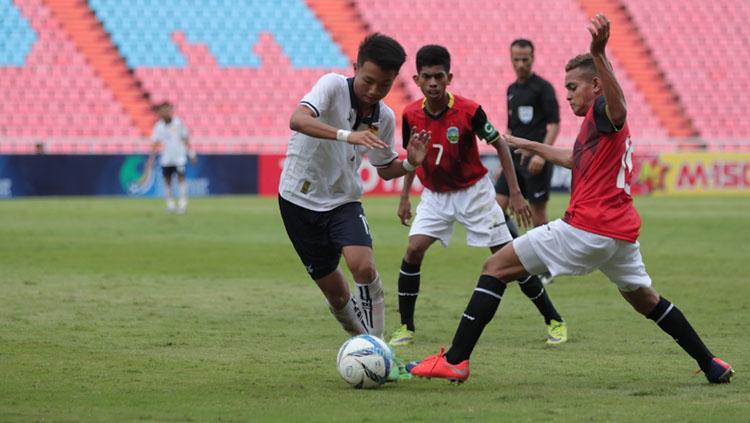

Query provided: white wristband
[336,129,351,142]
[402,159,417,172]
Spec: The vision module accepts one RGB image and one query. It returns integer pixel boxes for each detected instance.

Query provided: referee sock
[646,296,714,373]
[445,275,506,365]
[328,295,367,336]
[504,213,520,238]
[518,275,562,325]
[397,260,420,331]
[356,273,385,339]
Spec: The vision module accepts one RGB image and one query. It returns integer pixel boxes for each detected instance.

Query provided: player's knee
[481,256,513,282]
[349,261,377,284]
[404,244,427,265]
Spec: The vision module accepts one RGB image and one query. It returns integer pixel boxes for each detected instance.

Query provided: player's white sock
[178,181,188,211]
[356,273,385,339]
[328,295,367,336]
[165,193,175,211]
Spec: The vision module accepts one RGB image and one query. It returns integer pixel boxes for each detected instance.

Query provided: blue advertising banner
[0,155,257,197]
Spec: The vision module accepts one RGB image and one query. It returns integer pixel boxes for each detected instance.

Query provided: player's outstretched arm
[289,106,387,149]
[502,134,574,169]
[492,137,532,227]
[589,13,627,128]
[377,128,430,180]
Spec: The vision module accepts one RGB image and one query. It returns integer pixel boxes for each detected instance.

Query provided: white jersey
[151,117,189,167]
[279,73,399,211]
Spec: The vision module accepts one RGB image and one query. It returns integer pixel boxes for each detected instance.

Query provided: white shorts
[410,176,512,248]
[513,219,652,292]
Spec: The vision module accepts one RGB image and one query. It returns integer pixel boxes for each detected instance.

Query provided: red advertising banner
[257,156,423,197]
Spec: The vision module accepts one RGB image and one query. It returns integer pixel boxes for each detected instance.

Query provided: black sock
[397,259,420,331]
[445,275,506,364]
[504,213,520,238]
[518,275,562,325]
[646,296,714,372]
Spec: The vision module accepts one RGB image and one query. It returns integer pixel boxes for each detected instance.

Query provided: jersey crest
[446,126,459,143]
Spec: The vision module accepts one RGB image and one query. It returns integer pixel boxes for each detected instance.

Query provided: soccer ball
[336,335,392,389]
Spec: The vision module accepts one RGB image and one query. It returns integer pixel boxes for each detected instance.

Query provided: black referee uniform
[495,73,560,203]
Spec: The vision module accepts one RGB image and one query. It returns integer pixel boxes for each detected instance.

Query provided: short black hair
[510,38,534,54]
[565,53,597,79]
[153,101,172,111]
[356,33,406,73]
[416,44,451,73]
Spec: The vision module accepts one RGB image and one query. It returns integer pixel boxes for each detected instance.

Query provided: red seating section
[0,0,139,142]
[626,0,750,139]
[355,0,668,145]
[135,31,347,144]
[1,0,748,153]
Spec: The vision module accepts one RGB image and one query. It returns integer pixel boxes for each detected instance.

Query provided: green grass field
[1,195,748,422]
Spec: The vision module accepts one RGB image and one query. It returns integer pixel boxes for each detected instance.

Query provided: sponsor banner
[655,153,750,195]
[0,155,257,197]
[256,156,424,196]
[258,154,285,196]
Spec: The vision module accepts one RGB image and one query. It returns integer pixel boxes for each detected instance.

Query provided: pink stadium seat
[354,0,668,144]
[627,0,750,140]
[2,0,746,153]
[0,0,139,145]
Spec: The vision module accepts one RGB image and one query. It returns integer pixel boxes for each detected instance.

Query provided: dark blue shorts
[279,196,372,280]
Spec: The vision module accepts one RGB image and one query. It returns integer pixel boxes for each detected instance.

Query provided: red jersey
[563,96,641,242]
[402,93,500,192]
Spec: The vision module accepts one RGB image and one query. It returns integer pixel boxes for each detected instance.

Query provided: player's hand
[348,130,388,149]
[406,127,431,167]
[527,155,545,176]
[508,191,533,228]
[588,13,610,56]
[397,197,412,226]
[501,134,534,166]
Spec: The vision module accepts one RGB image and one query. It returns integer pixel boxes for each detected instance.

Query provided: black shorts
[162,165,186,180]
[279,196,372,280]
[495,152,553,203]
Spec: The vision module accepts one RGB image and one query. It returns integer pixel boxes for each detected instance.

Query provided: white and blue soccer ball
[336,335,392,389]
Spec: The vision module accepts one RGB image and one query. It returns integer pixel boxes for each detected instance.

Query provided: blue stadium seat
[89,0,344,69]
[0,0,37,66]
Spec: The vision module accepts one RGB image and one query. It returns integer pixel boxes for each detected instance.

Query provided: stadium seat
[0,0,139,145]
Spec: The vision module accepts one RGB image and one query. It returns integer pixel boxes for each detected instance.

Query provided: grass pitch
[0,195,747,421]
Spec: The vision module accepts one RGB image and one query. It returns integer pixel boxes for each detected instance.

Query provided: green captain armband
[479,121,500,143]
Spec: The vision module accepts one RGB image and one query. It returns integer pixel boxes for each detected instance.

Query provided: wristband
[336,129,352,142]
[402,159,417,172]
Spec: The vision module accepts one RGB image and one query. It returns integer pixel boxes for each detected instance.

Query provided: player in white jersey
[279,34,429,343]
[149,102,196,214]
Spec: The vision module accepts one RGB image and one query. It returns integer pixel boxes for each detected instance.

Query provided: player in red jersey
[410,14,733,384]
[389,45,568,348]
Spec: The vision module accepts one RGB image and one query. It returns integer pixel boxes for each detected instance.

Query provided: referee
[496,38,560,229]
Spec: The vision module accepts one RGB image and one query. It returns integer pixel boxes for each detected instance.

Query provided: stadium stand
[626,0,750,140]
[0,0,140,150]
[0,0,747,153]
[355,0,669,146]
[87,0,350,151]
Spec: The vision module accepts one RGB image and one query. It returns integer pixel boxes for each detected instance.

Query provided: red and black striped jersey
[402,93,500,192]
[563,96,641,243]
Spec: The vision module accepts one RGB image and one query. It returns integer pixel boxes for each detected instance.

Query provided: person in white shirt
[149,102,196,213]
[279,33,429,342]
